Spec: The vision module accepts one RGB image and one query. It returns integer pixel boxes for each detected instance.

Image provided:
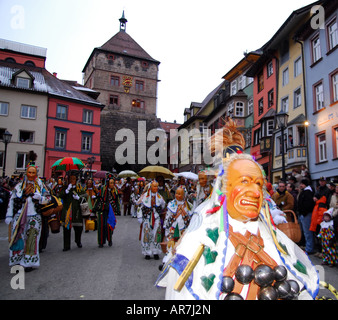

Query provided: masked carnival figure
[93,175,117,247]
[5,151,51,271]
[156,119,319,300]
[190,171,213,211]
[59,172,86,251]
[52,177,64,197]
[161,187,192,265]
[137,180,166,260]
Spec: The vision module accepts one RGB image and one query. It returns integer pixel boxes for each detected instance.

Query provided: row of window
[110,76,145,90]
[311,17,337,65]
[256,17,337,95]
[252,125,338,165]
[315,127,338,163]
[56,104,93,123]
[109,95,145,109]
[313,71,338,112]
[0,151,33,170]
[55,129,92,152]
[107,54,149,69]
[257,70,337,116]
[5,57,36,67]
[257,56,302,94]
[0,126,93,152]
[0,103,37,119]
[0,102,95,124]
[230,75,253,96]
[0,128,33,143]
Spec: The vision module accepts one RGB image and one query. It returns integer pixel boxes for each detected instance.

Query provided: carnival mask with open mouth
[225,159,264,223]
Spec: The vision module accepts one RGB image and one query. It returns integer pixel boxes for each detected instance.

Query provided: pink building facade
[44,77,104,178]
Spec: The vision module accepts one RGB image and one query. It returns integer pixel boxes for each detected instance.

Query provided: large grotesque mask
[211,118,265,223]
[224,158,264,222]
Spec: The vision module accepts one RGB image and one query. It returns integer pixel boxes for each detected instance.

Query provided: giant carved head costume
[211,118,265,223]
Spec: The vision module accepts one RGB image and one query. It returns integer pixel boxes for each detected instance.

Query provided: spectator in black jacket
[315,177,331,209]
[286,182,298,212]
[297,178,315,255]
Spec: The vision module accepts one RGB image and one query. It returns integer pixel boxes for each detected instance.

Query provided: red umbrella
[51,157,85,172]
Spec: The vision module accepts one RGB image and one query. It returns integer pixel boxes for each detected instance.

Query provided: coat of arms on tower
[123,76,133,93]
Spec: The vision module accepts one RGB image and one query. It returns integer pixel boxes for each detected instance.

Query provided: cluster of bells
[221,264,300,300]
[13,197,24,214]
[12,195,42,215]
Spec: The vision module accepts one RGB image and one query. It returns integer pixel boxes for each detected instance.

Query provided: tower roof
[99,31,159,63]
[82,17,160,73]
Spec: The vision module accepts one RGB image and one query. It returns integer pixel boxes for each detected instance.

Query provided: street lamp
[2,130,12,178]
[275,110,289,181]
[86,156,96,178]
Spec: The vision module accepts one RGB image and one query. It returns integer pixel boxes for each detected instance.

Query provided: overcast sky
[0,0,315,124]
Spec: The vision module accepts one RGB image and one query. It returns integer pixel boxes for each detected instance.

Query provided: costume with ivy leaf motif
[156,171,319,300]
[137,189,166,257]
[6,177,50,268]
[156,120,319,300]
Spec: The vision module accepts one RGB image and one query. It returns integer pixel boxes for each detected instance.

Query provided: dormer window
[16,77,30,88]
[12,69,34,89]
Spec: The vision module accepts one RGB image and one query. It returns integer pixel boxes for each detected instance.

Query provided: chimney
[53,72,57,77]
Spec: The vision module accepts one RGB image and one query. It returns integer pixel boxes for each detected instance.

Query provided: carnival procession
[1,0,338,303]
[1,119,338,301]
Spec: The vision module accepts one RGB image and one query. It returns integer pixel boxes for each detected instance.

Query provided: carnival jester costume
[5,153,51,269]
[164,187,192,246]
[191,171,213,211]
[93,177,117,247]
[137,181,166,259]
[156,119,319,300]
[59,173,86,251]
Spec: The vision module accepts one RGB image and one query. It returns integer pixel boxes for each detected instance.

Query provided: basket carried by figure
[80,197,91,217]
[48,213,61,234]
[277,210,302,243]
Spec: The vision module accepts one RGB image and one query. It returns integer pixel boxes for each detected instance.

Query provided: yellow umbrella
[138,165,174,180]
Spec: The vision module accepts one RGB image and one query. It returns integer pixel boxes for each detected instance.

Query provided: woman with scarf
[5,151,50,271]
